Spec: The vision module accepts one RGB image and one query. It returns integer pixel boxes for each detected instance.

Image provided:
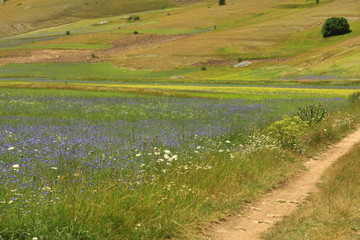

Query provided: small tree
[322,17,350,38]
[219,0,226,6]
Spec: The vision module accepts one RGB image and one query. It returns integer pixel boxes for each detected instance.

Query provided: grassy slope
[0,0,359,82]
[0,0,195,38]
[109,0,360,75]
[263,143,360,240]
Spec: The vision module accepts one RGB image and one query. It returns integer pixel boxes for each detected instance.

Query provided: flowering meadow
[0,88,347,239]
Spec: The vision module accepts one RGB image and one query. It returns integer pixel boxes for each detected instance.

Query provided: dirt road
[205,127,360,240]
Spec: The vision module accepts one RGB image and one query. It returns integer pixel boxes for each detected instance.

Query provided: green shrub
[268,115,308,150]
[348,92,360,104]
[297,103,327,125]
[321,17,351,38]
[127,16,140,21]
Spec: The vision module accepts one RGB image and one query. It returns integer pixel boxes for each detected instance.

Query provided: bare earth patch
[0,49,99,64]
[204,127,360,240]
[104,34,193,54]
[0,34,194,65]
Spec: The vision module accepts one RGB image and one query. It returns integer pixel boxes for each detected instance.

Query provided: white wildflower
[157,158,164,163]
[164,150,171,154]
[42,186,52,191]
[12,164,20,171]
[8,147,15,150]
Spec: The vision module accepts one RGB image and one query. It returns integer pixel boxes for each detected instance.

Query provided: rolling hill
[0,0,359,82]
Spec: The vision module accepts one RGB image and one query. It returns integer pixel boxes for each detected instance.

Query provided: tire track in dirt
[205,127,360,240]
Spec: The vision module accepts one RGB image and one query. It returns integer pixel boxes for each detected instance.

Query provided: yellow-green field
[1,81,359,99]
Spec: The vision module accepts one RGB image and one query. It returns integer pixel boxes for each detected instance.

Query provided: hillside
[0,0,201,38]
[0,0,359,82]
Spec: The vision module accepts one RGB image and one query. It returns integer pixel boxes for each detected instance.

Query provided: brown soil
[204,127,360,240]
[0,34,193,65]
[104,34,193,54]
[0,49,98,64]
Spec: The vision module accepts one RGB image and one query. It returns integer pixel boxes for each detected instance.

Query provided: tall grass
[0,88,355,239]
[263,135,360,240]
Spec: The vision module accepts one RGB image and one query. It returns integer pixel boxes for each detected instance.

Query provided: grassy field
[0,0,183,38]
[0,87,356,239]
[1,62,360,86]
[1,78,360,100]
[1,0,360,239]
[263,142,360,240]
[1,0,359,80]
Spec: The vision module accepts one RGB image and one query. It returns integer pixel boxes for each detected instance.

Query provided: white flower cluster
[246,133,280,153]
[333,114,355,128]
[156,149,178,165]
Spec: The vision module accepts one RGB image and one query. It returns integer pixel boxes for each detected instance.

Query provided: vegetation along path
[205,126,360,240]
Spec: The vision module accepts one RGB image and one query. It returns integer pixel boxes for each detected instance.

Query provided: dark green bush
[322,17,350,38]
[128,16,140,21]
[219,0,226,6]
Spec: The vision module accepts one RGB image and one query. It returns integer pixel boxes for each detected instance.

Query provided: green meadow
[0,87,358,239]
[1,0,360,239]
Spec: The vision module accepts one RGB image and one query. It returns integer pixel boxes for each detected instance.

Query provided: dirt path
[205,127,360,240]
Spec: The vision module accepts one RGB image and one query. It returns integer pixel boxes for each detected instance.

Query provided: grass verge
[263,140,360,240]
